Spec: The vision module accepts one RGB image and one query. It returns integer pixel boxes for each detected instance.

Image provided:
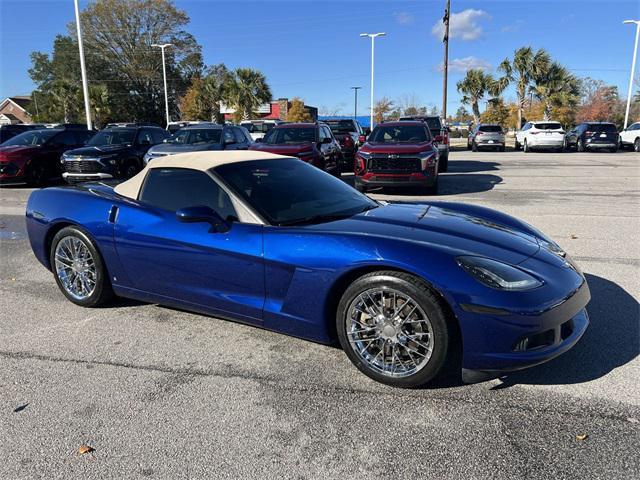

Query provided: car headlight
[456,256,543,291]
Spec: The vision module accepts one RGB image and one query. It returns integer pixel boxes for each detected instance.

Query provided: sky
[1,0,639,116]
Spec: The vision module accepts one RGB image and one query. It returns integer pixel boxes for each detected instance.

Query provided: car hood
[306,202,540,265]
[147,143,222,154]
[361,142,433,154]
[65,145,131,157]
[250,143,313,155]
[0,145,39,157]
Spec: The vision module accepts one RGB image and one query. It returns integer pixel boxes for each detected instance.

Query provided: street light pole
[351,86,362,119]
[441,0,451,120]
[152,43,172,127]
[73,0,91,130]
[360,33,386,129]
[623,20,640,129]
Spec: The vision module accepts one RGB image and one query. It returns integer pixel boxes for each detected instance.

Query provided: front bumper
[63,172,114,183]
[355,172,437,188]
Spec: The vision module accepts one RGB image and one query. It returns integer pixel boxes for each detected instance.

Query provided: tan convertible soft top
[113,151,293,200]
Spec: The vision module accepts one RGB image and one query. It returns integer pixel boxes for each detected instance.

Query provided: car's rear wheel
[50,226,113,307]
[634,137,640,152]
[336,271,450,388]
[577,138,585,152]
[123,160,139,178]
[471,141,478,152]
[523,139,530,153]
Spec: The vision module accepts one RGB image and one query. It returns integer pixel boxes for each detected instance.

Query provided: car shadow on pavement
[446,160,501,173]
[495,273,639,388]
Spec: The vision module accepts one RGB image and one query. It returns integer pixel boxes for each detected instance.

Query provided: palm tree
[498,47,551,127]
[529,62,580,120]
[199,64,232,123]
[88,84,111,128]
[456,69,501,124]
[227,68,272,122]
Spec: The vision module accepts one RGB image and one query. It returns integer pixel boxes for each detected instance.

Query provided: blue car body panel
[26,183,590,376]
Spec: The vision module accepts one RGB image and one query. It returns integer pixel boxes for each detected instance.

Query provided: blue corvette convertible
[26,151,590,387]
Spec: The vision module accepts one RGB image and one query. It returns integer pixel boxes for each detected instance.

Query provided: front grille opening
[560,319,574,340]
[512,329,555,352]
[65,160,102,173]
[369,157,421,173]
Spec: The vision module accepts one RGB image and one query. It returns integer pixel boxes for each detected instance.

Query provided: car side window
[139,168,238,221]
[137,129,154,145]
[223,128,235,144]
[233,127,246,143]
[54,130,79,146]
[151,129,168,144]
[318,127,327,141]
[324,126,334,140]
[76,130,94,144]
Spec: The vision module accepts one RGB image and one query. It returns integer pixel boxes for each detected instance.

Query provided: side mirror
[176,205,229,232]
[224,137,236,145]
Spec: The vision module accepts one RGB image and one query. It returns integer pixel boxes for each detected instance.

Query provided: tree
[452,106,472,123]
[373,97,394,123]
[530,62,580,120]
[498,47,551,128]
[456,69,501,124]
[179,77,205,120]
[199,64,232,123]
[286,98,312,122]
[480,98,509,126]
[576,83,624,125]
[88,84,111,128]
[227,68,272,122]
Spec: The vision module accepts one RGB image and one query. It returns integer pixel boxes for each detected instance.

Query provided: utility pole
[360,32,386,129]
[152,43,172,127]
[623,20,640,129]
[74,0,91,130]
[441,0,451,120]
[351,86,362,119]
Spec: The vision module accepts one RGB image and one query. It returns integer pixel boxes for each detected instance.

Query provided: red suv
[249,122,341,176]
[354,121,439,194]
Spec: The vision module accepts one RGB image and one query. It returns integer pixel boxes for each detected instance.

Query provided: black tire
[355,183,367,193]
[50,226,113,307]
[523,139,530,153]
[336,271,451,388]
[577,138,585,152]
[467,139,472,150]
[514,139,521,151]
[634,138,640,152]
[123,160,139,179]
[25,161,47,187]
[423,175,439,195]
[609,146,618,153]
[499,146,505,152]
[471,141,478,152]
[439,154,449,173]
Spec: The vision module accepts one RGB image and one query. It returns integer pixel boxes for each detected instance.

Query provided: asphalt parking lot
[1,150,639,479]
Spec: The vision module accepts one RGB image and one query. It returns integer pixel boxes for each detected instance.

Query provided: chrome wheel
[345,287,434,378]
[54,236,97,301]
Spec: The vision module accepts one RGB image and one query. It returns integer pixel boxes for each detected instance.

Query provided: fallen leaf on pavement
[77,445,95,454]
[575,433,589,441]
[13,403,28,413]
[570,234,578,239]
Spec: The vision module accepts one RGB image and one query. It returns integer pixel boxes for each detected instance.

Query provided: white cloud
[432,9,491,41]
[394,11,414,25]
[438,56,492,73]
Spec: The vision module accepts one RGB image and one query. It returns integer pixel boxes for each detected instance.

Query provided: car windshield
[534,123,562,130]
[479,125,503,133]
[215,159,378,225]
[326,121,355,133]
[88,129,136,146]
[369,125,429,143]
[1,129,58,146]
[262,127,315,144]
[401,117,441,131]
[187,129,222,144]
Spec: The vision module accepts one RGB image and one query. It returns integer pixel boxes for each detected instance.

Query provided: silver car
[468,124,506,152]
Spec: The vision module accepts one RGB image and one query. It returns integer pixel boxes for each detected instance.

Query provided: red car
[249,122,341,176]
[0,127,95,186]
[354,121,439,194]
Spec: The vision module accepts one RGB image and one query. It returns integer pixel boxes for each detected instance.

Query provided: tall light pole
[351,86,362,119]
[152,43,172,127]
[73,0,91,130]
[441,0,451,120]
[360,32,386,129]
[623,20,640,129]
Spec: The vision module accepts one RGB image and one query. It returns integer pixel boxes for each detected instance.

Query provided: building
[0,96,33,124]
[222,98,317,122]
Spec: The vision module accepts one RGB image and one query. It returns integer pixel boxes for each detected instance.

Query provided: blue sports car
[26,151,590,388]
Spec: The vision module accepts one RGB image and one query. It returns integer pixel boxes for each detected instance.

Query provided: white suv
[240,119,283,141]
[619,122,640,152]
[515,121,565,152]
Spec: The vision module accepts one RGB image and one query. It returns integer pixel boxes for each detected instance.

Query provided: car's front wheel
[50,226,113,307]
[336,271,450,388]
[634,137,640,152]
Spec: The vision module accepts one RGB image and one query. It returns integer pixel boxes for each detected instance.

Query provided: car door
[222,127,241,150]
[232,127,250,149]
[112,167,265,321]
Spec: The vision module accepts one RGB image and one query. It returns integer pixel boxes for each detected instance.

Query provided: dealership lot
[1,150,638,479]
